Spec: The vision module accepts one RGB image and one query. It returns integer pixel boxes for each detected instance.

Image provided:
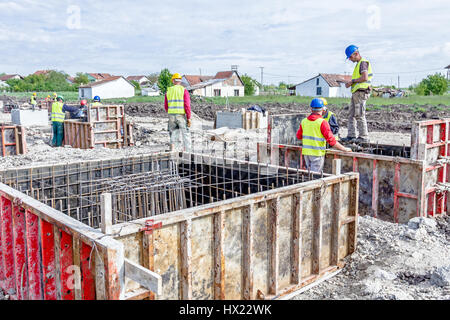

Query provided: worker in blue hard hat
[296,98,351,173]
[92,96,102,107]
[341,45,373,144]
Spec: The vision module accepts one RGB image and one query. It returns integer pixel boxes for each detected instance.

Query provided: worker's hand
[344,147,352,153]
[345,81,353,88]
[187,119,191,128]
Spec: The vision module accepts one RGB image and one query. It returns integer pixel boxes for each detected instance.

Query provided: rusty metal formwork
[258,118,450,223]
[0,124,27,156]
[64,105,134,149]
[0,152,359,300]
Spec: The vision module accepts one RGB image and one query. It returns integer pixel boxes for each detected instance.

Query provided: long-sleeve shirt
[323,110,340,135]
[296,114,337,147]
[164,89,191,120]
[62,104,78,113]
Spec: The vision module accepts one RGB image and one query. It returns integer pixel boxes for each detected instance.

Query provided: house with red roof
[293,73,352,98]
[78,76,135,100]
[182,70,245,97]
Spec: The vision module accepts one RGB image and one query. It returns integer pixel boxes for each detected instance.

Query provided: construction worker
[52,92,58,102]
[164,73,192,152]
[30,92,37,111]
[341,45,373,143]
[320,98,339,137]
[51,96,78,147]
[70,99,87,120]
[92,96,102,107]
[296,98,351,173]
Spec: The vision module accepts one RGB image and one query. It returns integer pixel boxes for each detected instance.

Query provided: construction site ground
[0,100,449,300]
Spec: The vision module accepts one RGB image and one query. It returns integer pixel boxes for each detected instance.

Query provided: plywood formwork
[0,124,27,157]
[64,105,133,149]
[0,152,359,300]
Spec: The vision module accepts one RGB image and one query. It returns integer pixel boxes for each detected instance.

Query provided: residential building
[32,70,52,76]
[126,75,151,86]
[141,85,160,96]
[184,70,245,97]
[293,73,352,98]
[0,74,23,81]
[87,73,114,82]
[78,76,135,100]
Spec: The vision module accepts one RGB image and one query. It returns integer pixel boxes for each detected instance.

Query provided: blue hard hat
[345,45,359,59]
[93,96,101,102]
[310,98,324,110]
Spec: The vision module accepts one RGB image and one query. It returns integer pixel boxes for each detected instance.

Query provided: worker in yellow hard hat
[53,92,58,102]
[164,73,192,152]
[30,92,37,111]
[319,98,340,139]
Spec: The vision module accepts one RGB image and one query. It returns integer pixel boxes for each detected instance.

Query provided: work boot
[354,137,370,144]
[340,136,356,143]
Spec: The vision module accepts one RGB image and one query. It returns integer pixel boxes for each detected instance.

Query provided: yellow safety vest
[351,58,373,93]
[51,102,65,122]
[31,96,36,105]
[301,117,327,157]
[91,102,102,107]
[323,110,339,141]
[166,85,185,114]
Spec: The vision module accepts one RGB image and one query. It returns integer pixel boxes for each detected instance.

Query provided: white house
[126,75,151,86]
[294,73,352,98]
[78,76,135,100]
[185,71,245,97]
[141,85,160,96]
[0,74,23,81]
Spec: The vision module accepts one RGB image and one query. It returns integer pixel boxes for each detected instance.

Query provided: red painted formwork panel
[60,230,74,300]
[0,205,4,285]
[25,210,43,300]
[12,205,28,300]
[81,242,96,300]
[40,219,57,300]
[0,196,16,297]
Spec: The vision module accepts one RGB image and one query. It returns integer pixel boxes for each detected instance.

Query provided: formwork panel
[119,233,143,292]
[153,224,181,300]
[191,215,214,300]
[223,208,243,300]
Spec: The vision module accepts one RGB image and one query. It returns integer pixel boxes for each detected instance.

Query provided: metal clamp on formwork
[434,182,450,194]
[140,219,163,235]
[437,156,450,166]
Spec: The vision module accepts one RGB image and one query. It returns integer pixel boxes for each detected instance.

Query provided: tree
[158,68,172,94]
[241,74,256,96]
[278,82,288,90]
[74,72,89,86]
[130,80,141,90]
[415,73,448,96]
[147,72,160,85]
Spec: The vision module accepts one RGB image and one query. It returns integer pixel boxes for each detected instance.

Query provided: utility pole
[398,75,400,90]
[259,67,264,92]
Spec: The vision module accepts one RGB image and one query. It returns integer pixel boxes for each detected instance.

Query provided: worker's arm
[184,89,191,120]
[320,121,351,152]
[296,124,303,140]
[164,94,168,113]
[62,104,78,113]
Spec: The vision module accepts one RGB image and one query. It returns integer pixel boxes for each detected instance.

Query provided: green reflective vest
[351,58,373,93]
[167,85,185,114]
[91,102,102,107]
[301,117,327,157]
[323,110,334,122]
[30,96,36,105]
[51,102,65,122]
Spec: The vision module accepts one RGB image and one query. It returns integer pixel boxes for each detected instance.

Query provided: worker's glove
[187,119,191,128]
[344,147,352,153]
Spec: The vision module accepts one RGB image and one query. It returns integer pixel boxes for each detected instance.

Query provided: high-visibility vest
[51,102,65,122]
[323,110,339,141]
[30,96,36,105]
[351,58,373,93]
[91,102,102,107]
[301,117,327,157]
[166,85,185,114]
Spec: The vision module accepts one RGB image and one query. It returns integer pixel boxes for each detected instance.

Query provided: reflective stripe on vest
[51,102,65,122]
[167,85,185,114]
[351,58,373,93]
[301,117,327,156]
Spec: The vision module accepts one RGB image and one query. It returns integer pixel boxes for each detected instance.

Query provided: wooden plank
[103,244,125,300]
[372,159,378,218]
[331,182,342,266]
[124,258,162,295]
[332,159,341,175]
[213,211,225,300]
[142,232,155,300]
[72,236,82,300]
[94,246,106,300]
[393,163,400,223]
[348,177,359,255]
[268,197,279,295]
[101,193,112,235]
[25,210,43,300]
[53,225,62,300]
[180,219,192,299]
[80,241,96,300]
[291,191,303,284]
[12,204,28,300]
[41,220,57,300]
[242,204,253,300]
[1,196,16,297]
[59,230,74,300]
[312,188,322,275]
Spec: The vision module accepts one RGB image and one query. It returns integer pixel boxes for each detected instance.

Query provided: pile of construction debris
[293,215,450,300]
[371,87,408,98]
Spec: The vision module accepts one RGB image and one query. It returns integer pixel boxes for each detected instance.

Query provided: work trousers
[52,122,64,147]
[303,155,325,173]
[348,90,370,139]
[168,114,191,152]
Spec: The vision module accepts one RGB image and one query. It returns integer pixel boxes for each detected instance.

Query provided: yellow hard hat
[47,95,50,98]
[33,92,37,96]
[320,98,328,106]
[171,73,182,81]
[53,92,57,96]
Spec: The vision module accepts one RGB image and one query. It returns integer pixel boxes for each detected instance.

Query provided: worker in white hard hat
[164,73,192,152]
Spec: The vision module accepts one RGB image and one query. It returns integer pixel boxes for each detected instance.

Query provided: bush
[241,74,256,96]
[157,68,172,94]
[415,73,448,96]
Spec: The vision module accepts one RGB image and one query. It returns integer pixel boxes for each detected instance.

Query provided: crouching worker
[51,96,79,147]
[297,98,351,173]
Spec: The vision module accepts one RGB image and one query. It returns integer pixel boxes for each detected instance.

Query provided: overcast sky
[1,0,449,86]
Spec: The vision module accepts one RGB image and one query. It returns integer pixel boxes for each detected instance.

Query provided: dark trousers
[52,122,64,147]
